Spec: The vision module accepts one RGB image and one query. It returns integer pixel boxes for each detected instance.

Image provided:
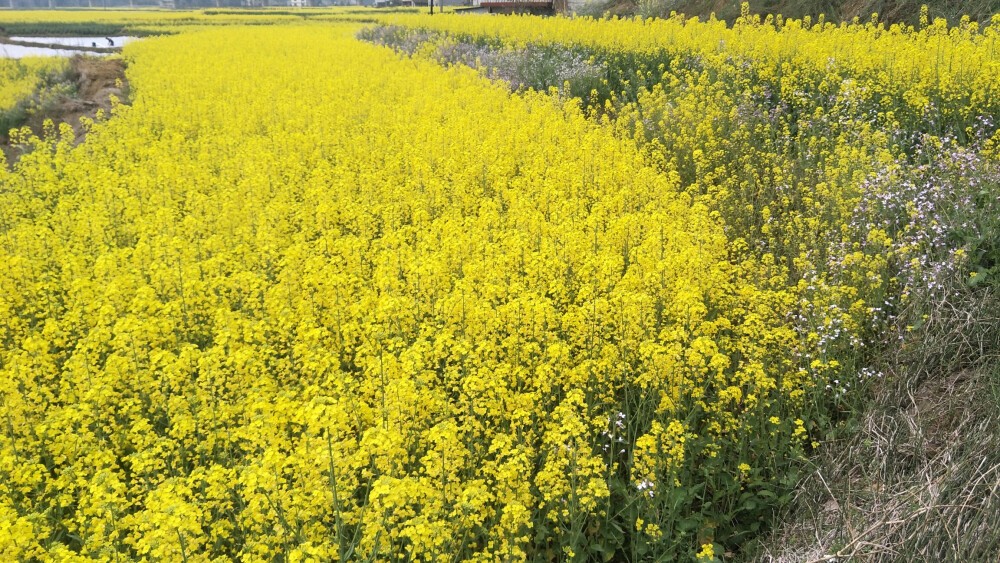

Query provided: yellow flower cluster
[6,3,995,558]
[0,22,822,560]
[371,3,1000,407]
[0,57,67,128]
[373,7,1000,270]
[379,8,1000,128]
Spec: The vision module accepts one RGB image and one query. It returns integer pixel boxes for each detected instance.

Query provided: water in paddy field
[0,44,86,58]
[0,36,138,58]
[11,36,138,48]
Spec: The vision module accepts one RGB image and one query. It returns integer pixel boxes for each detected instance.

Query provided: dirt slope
[2,55,128,164]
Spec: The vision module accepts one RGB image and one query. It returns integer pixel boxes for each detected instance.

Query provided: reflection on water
[0,37,139,58]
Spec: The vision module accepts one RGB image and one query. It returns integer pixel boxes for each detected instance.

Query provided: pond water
[0,44,87,58]
[0,36,139,58]
[10,36,139,48]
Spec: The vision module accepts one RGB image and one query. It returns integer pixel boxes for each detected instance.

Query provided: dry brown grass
[742,288,1000,562]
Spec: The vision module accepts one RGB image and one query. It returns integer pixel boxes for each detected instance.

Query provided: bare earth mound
[1,55,128,163]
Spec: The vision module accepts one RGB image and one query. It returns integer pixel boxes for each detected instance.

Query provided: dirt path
[1,55,128,165]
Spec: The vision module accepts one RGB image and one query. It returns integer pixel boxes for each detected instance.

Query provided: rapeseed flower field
[0,57,67,131]
[1,7,998,562]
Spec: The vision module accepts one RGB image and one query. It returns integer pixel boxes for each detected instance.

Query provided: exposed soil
[1,55,128,165]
